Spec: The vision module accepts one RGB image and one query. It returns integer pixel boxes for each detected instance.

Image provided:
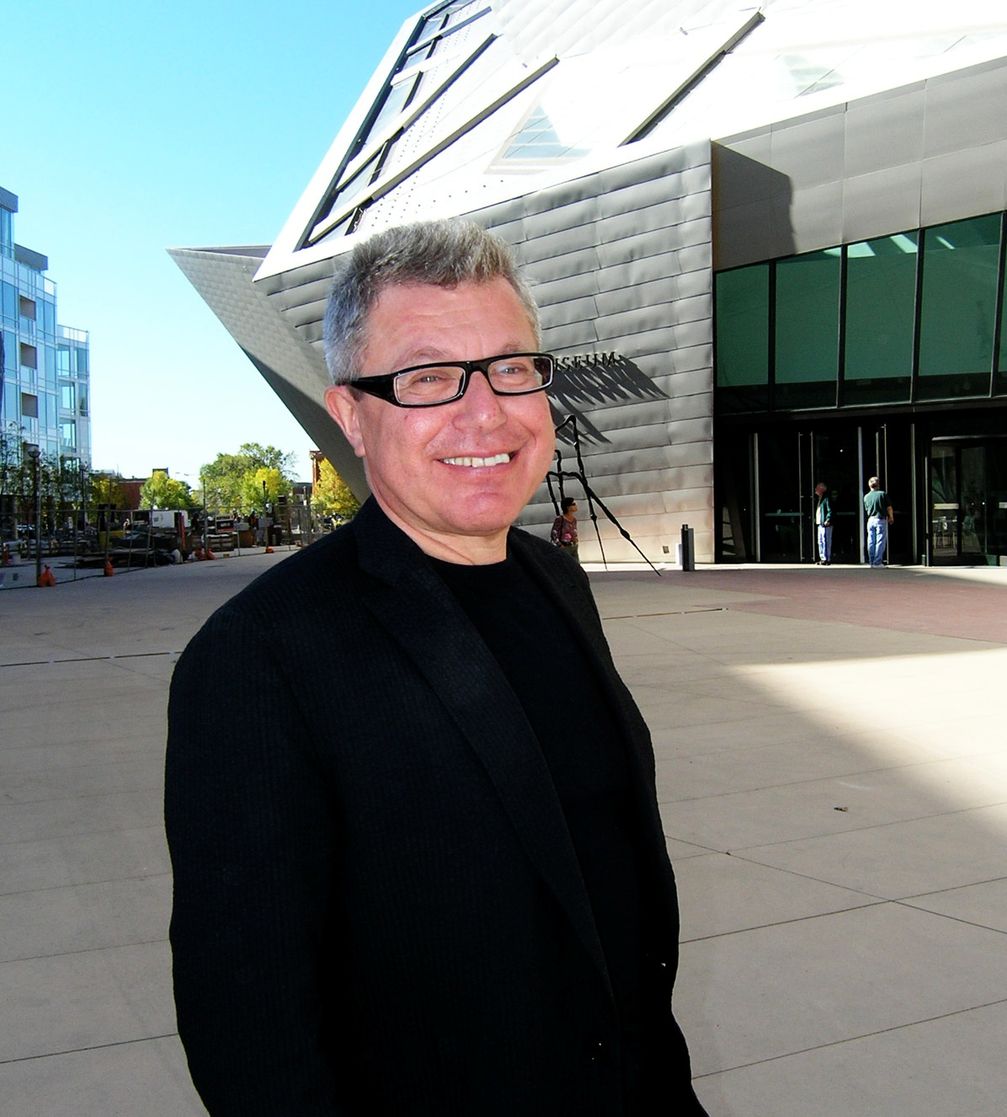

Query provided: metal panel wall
[179,144,717,564]
[472,143,715,562]
[168,247,368,495]
[715,57,1007,270]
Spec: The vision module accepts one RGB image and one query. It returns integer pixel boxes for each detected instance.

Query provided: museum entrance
[716,416,916,564]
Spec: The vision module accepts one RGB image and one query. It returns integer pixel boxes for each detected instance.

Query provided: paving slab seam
[899,875,1007,901]
[0,870,171,901]
[674,799,1007,855]
[679,898,892,944]
[0,934,168,966]
[0,822,165,848]
[662,784,1007,815]
[0,652,179,665]
[892,900,1007,936]
[605,607,732,620]
[0,1032,180,1067]
[690,996,1007,1081]
[709,853,896,901]
[658,753,1007,803]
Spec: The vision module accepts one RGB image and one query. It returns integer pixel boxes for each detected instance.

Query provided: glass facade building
[0,186,91,466]
[715,210,1007,566]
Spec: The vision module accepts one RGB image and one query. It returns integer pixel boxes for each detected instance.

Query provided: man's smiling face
[324,277,555,563]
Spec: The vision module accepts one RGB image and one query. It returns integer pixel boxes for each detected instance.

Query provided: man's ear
[325,385,366,459]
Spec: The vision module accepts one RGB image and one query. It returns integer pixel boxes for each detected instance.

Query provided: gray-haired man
[166,220,706,1115]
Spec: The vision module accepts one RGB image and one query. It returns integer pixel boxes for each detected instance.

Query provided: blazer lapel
[512,533,678,902]
[350,502,611,990]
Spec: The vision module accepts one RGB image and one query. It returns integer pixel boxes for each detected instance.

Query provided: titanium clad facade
[478,147,714,561]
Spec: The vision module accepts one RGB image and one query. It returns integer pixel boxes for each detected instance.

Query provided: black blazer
[165,499,702,1116]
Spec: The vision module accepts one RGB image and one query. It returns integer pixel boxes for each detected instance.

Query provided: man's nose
[455,369,506,423]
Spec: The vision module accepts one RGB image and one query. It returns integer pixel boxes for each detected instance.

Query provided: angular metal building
[172,0,1007,565]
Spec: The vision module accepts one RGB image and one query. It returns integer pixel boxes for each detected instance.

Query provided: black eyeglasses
[346,353,555,408]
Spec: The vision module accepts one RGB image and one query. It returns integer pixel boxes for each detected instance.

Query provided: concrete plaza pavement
[0,552,1005,1114]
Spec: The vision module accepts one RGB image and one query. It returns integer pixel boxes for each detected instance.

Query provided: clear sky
[5,0,423,485]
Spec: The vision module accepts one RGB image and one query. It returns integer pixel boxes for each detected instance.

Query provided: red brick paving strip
[686,569,1007,646]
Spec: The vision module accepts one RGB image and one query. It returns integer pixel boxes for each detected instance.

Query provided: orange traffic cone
[38,564,57,587]
[103,558,115,577]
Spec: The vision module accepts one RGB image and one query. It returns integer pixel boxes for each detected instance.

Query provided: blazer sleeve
[164,604,349,1115]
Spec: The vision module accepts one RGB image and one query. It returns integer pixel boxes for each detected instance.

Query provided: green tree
[91,472,128,510]
[241,466,289,512]
[239,442,296,475]
[140,470,196,511]
[0,423,25,538]
[199,444,296,514]
[310,457,360,522]
[200,453,248,514]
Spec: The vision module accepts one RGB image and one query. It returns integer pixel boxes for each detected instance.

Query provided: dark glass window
[775,249,840,408]
[715,264,769,412]
[918,214,1000,400]
[844,232,917,405]
[998,230,1007,395]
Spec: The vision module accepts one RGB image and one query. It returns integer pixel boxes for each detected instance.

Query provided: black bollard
[680,523,695,571]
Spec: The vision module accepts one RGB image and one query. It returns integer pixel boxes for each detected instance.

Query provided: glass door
[929,439,1007,564]
[810,428,860,563]
[757,429,806,562]
[756,424,860,563]
[930,443,958,561]
[861,421,914,565]
[960,445,987,558]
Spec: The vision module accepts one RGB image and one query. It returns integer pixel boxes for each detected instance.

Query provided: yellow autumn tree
[311,457,360,523]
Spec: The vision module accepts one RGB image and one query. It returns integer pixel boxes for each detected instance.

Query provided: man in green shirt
[864,476,893,566]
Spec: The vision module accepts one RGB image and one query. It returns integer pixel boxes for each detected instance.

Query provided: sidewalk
[0,557,1004,1114]
[0,541,291,591]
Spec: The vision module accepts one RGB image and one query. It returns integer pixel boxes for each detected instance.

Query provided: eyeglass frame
[341,352,555,408]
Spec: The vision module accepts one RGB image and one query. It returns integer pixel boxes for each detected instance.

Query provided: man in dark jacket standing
[165,219,706,1115]
[815,481,833,565]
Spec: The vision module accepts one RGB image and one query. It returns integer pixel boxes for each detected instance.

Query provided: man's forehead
[361,278,537,366]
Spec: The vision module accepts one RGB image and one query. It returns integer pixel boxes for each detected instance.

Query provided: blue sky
[6,0,423,484]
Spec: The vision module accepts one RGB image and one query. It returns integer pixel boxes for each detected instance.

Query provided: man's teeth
[441,453,511,468]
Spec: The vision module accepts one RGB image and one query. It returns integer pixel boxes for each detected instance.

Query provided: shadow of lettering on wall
[549,353,668,445]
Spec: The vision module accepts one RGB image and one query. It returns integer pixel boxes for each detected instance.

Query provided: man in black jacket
[165,219,706,1115]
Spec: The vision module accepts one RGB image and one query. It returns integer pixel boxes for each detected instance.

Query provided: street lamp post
[25,445,41,586]
[200,469,208,554]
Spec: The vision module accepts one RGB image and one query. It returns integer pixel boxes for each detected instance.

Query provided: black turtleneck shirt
[431,550,649,1089]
